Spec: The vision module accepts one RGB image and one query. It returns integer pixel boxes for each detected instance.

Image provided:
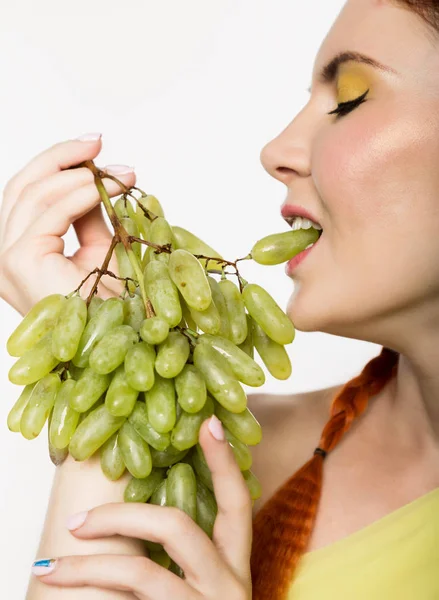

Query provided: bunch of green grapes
[5,188,321,574]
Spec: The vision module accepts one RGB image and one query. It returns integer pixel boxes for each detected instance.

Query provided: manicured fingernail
[66,510,88,530]
[32,558,57,576]
[103,164,135,175]
[76,132,102,141]
[208,415,225,441]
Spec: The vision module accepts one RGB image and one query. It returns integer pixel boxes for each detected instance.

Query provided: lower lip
[285,234,322,276]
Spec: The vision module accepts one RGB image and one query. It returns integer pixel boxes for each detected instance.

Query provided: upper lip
[280,203,322,226]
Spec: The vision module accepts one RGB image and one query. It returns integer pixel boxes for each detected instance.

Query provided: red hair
[250,347,399,598]
[250,4,439,598]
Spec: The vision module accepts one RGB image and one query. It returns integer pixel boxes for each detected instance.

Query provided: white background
[0,1,383,597]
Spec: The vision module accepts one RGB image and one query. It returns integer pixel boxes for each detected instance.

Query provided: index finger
[1,134,102,230]
[198,416,253,582]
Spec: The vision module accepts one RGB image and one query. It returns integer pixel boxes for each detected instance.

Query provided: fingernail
[208,414,225,441]
[76,132,102,141]
[32,558,57,576]
[66,510,88,531]
[103,164,135,175]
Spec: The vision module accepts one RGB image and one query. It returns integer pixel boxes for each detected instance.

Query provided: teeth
[286,216,322,231]
[304,243,315,250]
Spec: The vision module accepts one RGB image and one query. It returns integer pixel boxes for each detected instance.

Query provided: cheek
[313,96,439,237]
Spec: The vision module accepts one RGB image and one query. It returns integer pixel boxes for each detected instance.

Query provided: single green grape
[105,364,139,417]
[51,295,88,362]
[186,297,221,335]
[8,332,59,385]
[119,217,141,260]
[118,420,153,479]
[252,319,292,380]
[242,283,295,345]
[195,478,217,539]
[214,400,262,446]
[171,395,214,451]
[7,383,36,432]
[237,314,254,358]
[166,463,197,522]
[171,225,224,271]
[20,373,61,440]
[218,279,248,345]
[251,227,320,265]
[192,343,247,413]
[124,468,166,503]
[134,203,151,240]
[100,432,126,481]
[115,243,137,294]
[206,276,230,339]
[143,261,182,328]
[139,316,169,345]
[191,444,213,491]
[242,469,262,500]
[155,332,190,379]
[49,378,80,449]
[128,401,171,451]
[149,444,189,468]
[69,368,111,412]
[148,549,171,569]
[197,333,265,387]
[144,217,174,265]
[138,194,165,218]
[69,404,126,461]
[123,294,146,332]
[174,364,207,414]
[168,249,212,311]
[87,295,103,320]
[72,297,124,368]
[48,406,69,466]
[124,341,156,392]
[89,325,138,374]
[114,197,130,219]
[149,478,167,505]
[7,294,66,357]
[223,426,253,471]
[144,373,176,433]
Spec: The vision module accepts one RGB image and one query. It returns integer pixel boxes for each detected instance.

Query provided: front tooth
[291,216,322,231]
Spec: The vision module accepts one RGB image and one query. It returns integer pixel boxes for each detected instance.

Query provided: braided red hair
[250,346,400,599]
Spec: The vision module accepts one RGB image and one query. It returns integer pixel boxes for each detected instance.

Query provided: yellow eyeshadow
[337,68,369,103]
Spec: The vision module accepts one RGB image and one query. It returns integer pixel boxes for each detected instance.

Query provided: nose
[259,107,312,185]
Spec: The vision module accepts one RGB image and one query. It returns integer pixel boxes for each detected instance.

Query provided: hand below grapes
[0,134,136,316]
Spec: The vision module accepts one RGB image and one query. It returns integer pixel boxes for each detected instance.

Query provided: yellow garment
[288,486,439,599]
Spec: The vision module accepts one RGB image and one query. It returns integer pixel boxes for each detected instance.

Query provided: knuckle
[130,555,151,587]
[3,176,20,201]
[234,487,253,513]
[167,506,195,536]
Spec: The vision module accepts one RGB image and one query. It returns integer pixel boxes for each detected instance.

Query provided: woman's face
[260,0,439,350]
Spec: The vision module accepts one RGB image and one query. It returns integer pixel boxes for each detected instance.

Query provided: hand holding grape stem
[0,136,136,316]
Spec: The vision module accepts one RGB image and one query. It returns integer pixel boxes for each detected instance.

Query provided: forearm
[26,452,145,599]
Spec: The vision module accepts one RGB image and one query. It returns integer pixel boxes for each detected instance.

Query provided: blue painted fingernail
[32,558,57,576]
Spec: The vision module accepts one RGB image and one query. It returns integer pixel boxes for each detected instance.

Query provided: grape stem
[73,160,154,317]
[73,263,139,300]
[69,160,253,303]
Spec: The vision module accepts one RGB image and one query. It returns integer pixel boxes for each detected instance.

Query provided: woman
[1,0,439,598]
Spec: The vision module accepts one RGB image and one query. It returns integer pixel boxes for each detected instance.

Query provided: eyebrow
[306,51,398,93]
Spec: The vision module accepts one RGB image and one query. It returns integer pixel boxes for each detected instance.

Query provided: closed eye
[327,89,369,119]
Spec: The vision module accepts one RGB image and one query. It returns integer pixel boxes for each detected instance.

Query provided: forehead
[311,0,439,88]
